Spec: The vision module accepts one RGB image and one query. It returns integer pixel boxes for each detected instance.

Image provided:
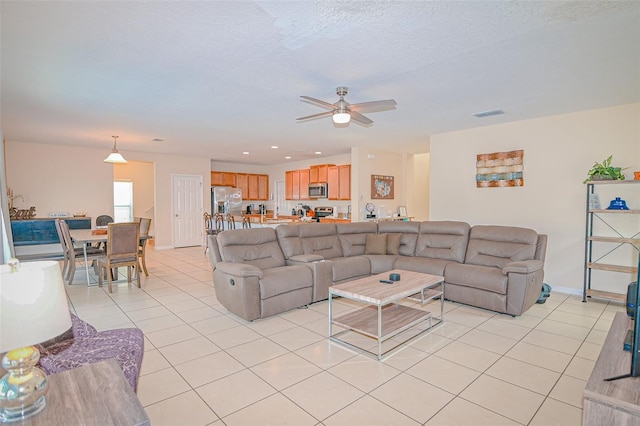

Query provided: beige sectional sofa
[208,221,547,321]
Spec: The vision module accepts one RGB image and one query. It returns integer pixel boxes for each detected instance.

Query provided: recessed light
[271,145,278,149]
[285,156,291,159]
[315,151,322,155]
[243,151,250,155]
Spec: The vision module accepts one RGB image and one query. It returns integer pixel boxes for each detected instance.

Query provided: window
[113,181,133,222]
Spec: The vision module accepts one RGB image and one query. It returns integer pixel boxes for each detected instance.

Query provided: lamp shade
[0,261,72,352]
[104,151,127,163]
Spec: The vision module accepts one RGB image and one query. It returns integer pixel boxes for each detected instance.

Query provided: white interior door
[172,174,203,248]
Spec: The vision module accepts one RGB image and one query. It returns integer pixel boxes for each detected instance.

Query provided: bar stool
[225,213,235,230]
[242,216,251,229]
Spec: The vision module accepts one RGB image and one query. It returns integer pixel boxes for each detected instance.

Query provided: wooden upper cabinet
[285,171,294,200]
[299,169,310,200]
[211,171,222,186]
[211,171,237,187]
[291,170,301,200]
[338,164,351,200]
[310,164,334,183]
[327,164,350,200]
[327,166,339,200]
[236,173,248,196]
[247,174,259,200]
[257,174,269,200]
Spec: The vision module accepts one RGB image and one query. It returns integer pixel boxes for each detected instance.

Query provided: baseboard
[550,286,582,296]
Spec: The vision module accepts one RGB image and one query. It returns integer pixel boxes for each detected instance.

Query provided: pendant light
[103,135,127,163]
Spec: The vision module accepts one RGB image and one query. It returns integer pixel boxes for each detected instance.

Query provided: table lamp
[0,260,72,423]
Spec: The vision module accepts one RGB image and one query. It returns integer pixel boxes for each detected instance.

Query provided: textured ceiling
[1,1,639,165]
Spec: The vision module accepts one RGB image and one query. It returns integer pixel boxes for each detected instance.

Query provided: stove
[314,206,334,221]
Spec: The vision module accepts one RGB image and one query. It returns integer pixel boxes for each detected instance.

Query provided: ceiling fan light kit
[297,86,396,126]
[332,111,351,124]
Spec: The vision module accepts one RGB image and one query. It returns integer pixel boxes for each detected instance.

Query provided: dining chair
[94,215,114,249]
[137,217,152,276]
[97,222,141,293]
[59,219,104,285]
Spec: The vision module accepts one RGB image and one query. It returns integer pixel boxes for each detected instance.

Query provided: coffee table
[328,269,444,360]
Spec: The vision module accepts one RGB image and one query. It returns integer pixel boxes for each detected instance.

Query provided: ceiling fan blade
[350,111,373,125]
[349,99,397,112]
[296,111,333,121]
[300,96,336,110]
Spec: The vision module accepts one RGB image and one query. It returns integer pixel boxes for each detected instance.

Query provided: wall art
[476,150,524,188]
[371,175,394,199]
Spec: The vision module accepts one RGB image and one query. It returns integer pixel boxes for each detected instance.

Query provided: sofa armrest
[289,254,325,262]
[216,262,263,278]
[502,260,543,275]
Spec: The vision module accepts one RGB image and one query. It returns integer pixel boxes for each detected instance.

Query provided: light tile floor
[65,245,621,426]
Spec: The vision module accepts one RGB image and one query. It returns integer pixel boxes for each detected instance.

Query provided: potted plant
[583,155,627,183]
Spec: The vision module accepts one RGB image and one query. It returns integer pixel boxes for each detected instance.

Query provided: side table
[22,359,149,425]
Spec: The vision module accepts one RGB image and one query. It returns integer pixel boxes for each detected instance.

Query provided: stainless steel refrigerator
[211,187,242,215]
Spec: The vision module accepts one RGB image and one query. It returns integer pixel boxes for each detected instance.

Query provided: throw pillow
[386,233,402,255]
[364,234,387,255]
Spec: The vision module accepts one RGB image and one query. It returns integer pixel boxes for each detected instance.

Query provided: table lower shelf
[333,304,432,340]
[586,289,626,302]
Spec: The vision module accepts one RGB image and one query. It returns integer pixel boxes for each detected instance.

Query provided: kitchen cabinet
[583,180,640,302]
[285,169,309,200]
[211,171,268,200]
[338,164,351,200]
[299,169,309,200]
[319,218,351,223]
[327,164,351,200]
[211,171,236,187]
[248,174,259,200]
[328,166,339,199]
[310,164,334,183]
[286,171,294,200]
[258,174,269,200]
[236,173,248,196]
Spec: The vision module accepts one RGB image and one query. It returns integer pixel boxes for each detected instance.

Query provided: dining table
[69,229,150,286]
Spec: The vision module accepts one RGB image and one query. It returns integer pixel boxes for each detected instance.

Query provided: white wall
[430,103,640,293]
[6,141,211,249]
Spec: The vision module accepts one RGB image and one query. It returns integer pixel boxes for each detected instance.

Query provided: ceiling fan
[297,87,397,125]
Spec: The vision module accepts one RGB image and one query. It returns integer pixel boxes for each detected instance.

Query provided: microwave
[309,183,328,198]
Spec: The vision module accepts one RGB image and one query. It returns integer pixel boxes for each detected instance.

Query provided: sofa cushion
[445,263,508,294]
[365,254,398,274]
[386,233,402,255]
[275,225,304,259]
[416,221,470,262]
[332,256,371,282]
[337,222,377,257]
[364,234,387,255]
[218,228,285,269]
[395,256,449,276]
[465,225,538,269]
[377,221,419,256]
[299,223,343,259]
[259,265,313,298]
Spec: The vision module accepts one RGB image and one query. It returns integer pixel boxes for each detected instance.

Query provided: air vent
[472,109,504,118]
